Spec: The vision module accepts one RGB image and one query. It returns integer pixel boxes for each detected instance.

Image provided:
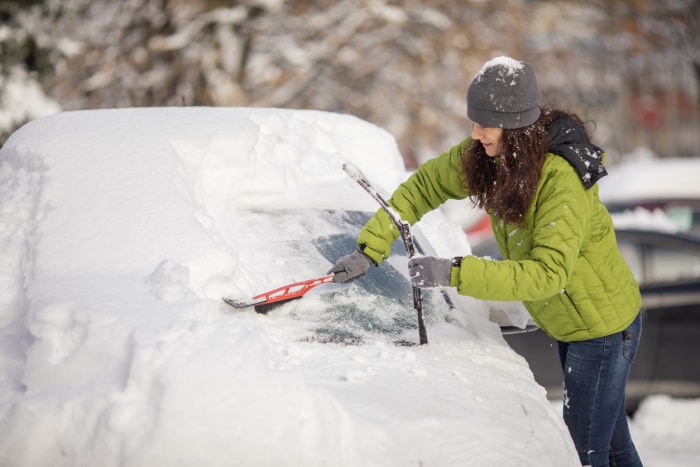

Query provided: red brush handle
[252,275,335,305]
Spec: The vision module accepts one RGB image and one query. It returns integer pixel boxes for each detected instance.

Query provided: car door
[617,231,700,408]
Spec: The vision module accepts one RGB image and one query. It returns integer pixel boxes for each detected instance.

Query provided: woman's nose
[471,124,484,140]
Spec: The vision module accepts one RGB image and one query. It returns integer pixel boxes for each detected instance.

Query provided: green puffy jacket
[358,137,642,342]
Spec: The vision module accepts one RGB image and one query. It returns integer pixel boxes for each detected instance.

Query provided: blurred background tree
[1,0,698,164]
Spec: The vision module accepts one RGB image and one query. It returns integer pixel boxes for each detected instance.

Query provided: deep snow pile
[0,107,587,466]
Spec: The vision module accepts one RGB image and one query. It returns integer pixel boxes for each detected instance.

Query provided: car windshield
[234,209,451,345]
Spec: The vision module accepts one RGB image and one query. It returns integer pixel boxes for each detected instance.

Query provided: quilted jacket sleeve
[357,138,471,265]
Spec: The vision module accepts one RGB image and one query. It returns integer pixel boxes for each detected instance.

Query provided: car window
[665,206,694,233]
[608,202,700,235]
[645,244,700,284]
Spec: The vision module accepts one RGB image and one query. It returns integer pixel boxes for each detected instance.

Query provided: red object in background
[634,94,663,130]
[466,213,493,246]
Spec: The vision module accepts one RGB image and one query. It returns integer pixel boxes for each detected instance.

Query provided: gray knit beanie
[467,57,542,129]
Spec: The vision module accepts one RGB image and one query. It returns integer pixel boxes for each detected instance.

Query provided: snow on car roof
[599,156,700,203]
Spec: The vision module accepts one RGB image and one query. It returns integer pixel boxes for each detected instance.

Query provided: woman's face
[471,123,503,157]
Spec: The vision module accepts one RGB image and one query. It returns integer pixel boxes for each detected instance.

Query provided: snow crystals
[475,56,525,81]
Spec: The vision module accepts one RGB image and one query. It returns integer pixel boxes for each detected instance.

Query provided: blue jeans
[557,312,643,467]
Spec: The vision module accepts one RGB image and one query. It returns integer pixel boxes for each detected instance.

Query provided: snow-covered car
[0,108,579,466]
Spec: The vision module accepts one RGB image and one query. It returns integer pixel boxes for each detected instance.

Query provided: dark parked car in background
[472,228,700,413]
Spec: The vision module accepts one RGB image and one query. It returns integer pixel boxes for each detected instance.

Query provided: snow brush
[223,275,335,314]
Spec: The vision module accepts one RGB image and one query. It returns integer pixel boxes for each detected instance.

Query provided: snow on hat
[467,56,542,129]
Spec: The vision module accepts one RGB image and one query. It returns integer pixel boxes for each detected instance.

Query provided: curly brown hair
[461,107,584,225]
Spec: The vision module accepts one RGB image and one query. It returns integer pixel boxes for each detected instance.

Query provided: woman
[329,56,644,467]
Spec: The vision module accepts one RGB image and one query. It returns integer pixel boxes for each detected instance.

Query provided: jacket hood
[547,115,607,189]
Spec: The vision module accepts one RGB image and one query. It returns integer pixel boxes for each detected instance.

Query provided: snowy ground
[0,107,697,466]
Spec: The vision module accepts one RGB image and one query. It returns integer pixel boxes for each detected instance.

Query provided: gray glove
[408,256,454,288]
[328,248,373,283]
